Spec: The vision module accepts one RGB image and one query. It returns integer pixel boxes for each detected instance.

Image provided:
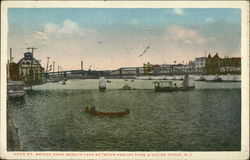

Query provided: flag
[48,65,52,71]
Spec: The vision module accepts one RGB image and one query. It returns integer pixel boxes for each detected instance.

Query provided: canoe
[85,108,130,117]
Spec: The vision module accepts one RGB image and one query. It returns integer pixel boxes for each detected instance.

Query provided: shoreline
[7,99,21,151]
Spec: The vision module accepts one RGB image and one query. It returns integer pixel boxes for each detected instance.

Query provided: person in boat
[157,82,160,87]
[125,108,130,113]
[122,84,132,90]
[62,80,66,85]
[174,83,177,88]
[90,106,95,111]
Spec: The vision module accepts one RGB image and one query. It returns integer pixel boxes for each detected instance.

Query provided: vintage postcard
[1,1,249,160]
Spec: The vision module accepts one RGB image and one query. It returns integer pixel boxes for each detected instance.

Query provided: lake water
[9,79,241,151]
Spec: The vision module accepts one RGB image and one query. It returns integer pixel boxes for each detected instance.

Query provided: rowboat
[85,107,130,117]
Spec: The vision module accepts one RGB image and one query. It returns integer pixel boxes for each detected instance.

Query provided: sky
[8,8,241,70]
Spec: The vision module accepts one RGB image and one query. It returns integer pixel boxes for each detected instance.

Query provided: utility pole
[7,48,12,80]
[53,61,55,78]
[10,48,12,63]
[46,57,50,73]
[58,65,59,77]
[81,60,83,77]
[27,47,37,90]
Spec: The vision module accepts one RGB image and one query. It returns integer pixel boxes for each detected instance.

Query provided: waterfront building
[188,60,196,73]
[174,63,189,74]
[157,64,173,75]
[18,52,45,85]
[152,63,194,75]
[205,53,241,75]
[7,62,21,81]
[7,57,25,97]
[195,57,207,73]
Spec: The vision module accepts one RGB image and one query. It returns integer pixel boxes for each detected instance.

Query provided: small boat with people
[62,80,66,85]
[85,107,130,117]
[153,74,195,92]
[118,84,137,90]
[213,75,222,82]
[195,76,206,81]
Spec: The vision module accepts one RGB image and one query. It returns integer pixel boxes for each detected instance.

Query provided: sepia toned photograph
[1,1,249,160]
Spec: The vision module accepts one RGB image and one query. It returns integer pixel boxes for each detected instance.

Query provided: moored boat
[7,81,25,97]
[85,107,130,117]
[99,77,106,90]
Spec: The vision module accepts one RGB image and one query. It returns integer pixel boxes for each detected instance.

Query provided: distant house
[205,53,241,75]
[18,52,45,85]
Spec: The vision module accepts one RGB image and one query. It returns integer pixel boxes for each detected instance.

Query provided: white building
[18,52,45,84]
[195,57,206,73]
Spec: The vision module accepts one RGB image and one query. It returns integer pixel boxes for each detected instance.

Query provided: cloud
[33,31,48,40]
[205,17,215,23]
[173,8,184,15]
[32,20,99,42]
[167,26,206,45]
[130,19,139,25]
[44,20,81,35]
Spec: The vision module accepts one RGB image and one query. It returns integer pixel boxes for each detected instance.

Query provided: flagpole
[46,57,50,74]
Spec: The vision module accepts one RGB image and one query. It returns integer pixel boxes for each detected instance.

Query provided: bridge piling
[119,68,122,78]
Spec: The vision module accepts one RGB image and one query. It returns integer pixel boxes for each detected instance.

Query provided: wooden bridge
[45,65,199,79]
